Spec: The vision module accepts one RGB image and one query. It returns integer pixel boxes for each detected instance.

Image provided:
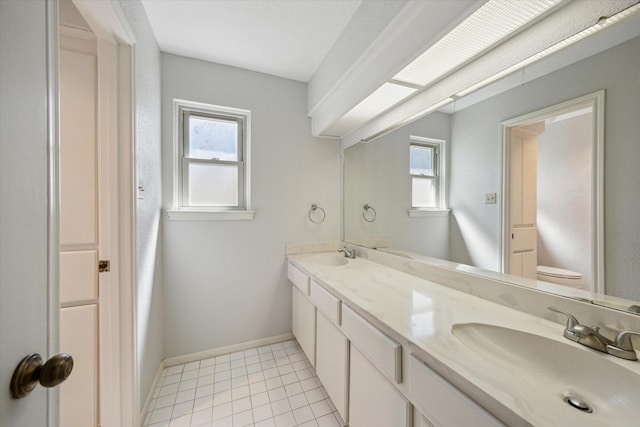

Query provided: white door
[0,1,60,425]
[509,127,539,279]
[58,30,100,427]
[1,2,137,425]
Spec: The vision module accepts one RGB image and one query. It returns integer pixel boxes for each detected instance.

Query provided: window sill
[408,209,450,218]
[166,209,255,221]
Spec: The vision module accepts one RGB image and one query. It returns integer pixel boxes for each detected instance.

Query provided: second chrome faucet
[338,246,356,259]
[548,306,640,361]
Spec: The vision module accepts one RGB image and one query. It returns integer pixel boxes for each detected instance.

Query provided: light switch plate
[485,193,497,204]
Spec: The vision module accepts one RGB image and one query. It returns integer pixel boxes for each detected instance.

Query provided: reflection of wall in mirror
[344,112,450,259]
[537,111,593,290]
[450,35,640,301]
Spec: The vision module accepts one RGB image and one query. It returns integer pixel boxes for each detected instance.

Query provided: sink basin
[306,253,349,267]
[451,323,640,425]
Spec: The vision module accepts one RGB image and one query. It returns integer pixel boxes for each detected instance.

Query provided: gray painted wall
[118,0,165,407]
[344,112,451,259]
[161,53,341,358]
[450,36,640,301]
[537,113,593,289]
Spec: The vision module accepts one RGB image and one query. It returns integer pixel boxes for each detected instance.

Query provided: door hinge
[99,260,111,273]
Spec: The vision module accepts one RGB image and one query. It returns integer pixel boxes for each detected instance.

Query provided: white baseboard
[164,333,295,367]
[140,333,296,420]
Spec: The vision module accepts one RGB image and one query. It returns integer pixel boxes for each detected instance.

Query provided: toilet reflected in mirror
[536,265,583,288]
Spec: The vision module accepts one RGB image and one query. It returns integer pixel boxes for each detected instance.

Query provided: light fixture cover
[325,82,416,136]
[456,2,640,98]
[393,0,562,87]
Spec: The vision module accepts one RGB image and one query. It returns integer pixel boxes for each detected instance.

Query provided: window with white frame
[410,136,446,210]
[170,100,253,220]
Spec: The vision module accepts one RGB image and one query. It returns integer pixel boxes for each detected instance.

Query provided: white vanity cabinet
[289,262,317,366]
[287,258,502,427]
[349,344,411,427]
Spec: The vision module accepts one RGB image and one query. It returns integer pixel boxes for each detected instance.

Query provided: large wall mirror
[344,20,640,314]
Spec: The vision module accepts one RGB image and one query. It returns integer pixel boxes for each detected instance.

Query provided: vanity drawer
[408,354,504,427]
[288,262,310,295]
[341,304,402,384]
[310,280,341,325]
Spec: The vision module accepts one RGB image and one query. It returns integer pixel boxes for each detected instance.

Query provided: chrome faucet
[548,306,612,352]
[548,306,639,360]
[338,246,356,259]
[607,331,640,361]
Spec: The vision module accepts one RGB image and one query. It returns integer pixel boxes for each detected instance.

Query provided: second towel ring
[309,204,326,224]
[362,204,377,222]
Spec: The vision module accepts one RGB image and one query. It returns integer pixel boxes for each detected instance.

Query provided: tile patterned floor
[143,340,344,427]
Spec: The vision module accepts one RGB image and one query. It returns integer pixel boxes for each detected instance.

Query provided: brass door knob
[10,353,74,399]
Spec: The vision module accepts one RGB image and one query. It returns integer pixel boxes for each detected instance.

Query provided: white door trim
[115,43,137,427]
[62,1,138,426]
[46,1,60,425]
[499,91,605,294]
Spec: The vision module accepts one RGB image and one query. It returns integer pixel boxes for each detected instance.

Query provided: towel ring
[362,204,377,222]
[309,204,326,224]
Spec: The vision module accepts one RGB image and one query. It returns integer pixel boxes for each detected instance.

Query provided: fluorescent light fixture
[456,2,640,97]
[327,82,416,136]
[394,0,562,87]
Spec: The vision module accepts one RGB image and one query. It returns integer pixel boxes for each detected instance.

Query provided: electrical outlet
[485,192,497,204]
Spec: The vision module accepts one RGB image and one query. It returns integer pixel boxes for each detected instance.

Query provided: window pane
[188,115,238,161]
[410,145,434,176]
[188,163,238,206]
[412,176,437,208]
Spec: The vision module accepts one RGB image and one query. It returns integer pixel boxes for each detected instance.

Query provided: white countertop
[288,252,640,427]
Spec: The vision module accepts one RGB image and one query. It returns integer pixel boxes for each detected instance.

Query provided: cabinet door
[316,311,349,422]
[408,355,503,427]
[342,304,401,383]
[292,286,316,366]
[288,262,310,295]
[349,344,410,427]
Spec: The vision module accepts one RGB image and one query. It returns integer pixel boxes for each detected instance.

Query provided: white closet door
[59,32,100,427]
[509,128,538,279]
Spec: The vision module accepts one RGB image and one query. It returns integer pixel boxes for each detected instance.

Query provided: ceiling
[139,0,640,143]
[141,0,363,82]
